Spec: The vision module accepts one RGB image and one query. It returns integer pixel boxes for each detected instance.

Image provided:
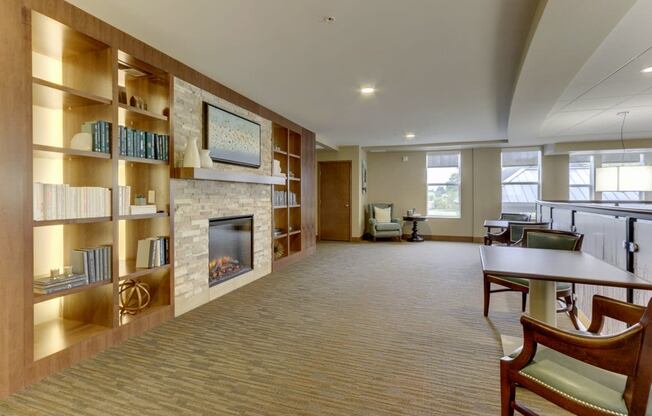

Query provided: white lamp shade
[595,167,619,192]
[618,166,652,191]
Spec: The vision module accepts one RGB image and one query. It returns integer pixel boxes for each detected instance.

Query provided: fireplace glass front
[208,215,253,287]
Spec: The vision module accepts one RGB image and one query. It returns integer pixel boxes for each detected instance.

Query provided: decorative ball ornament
[119,279,151,315]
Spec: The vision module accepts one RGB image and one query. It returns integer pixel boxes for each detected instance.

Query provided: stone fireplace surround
[172,78,273,316]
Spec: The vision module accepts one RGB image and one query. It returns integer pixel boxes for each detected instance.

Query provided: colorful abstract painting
[203,102,261,167]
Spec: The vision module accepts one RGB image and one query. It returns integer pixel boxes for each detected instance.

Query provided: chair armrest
[587,295,646,334]
[369,218,377,226]
[485,229,510,245]
[504,314,643,376]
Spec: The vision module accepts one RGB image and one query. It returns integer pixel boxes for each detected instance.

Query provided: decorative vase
[183,138,201,168]
[200,149,213,168]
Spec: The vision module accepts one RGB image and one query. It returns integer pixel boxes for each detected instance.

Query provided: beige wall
[541,154,569,200]
[316,146,366,238]
[472,148,502,237]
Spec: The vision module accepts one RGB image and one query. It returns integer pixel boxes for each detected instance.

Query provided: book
[130,205,157,215]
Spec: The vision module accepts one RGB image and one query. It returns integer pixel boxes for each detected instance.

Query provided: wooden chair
[484,222,549,246]
[484,229,584,330]
[500,295,652,415]
[500,213,531,222]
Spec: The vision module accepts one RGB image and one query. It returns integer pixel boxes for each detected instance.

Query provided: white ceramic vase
[183,138,201,168]
[199,149,213,168]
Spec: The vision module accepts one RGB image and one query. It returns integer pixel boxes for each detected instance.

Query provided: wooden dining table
[479,245,652,326]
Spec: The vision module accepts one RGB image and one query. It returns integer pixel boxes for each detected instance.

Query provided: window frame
[568,155,594,201]
[500,149,541,215]
[426,151,461,219]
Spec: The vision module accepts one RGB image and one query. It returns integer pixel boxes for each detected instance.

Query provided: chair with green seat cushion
[500,212,531,222]
[501,295,652,415]
[365,203,401,241]
[509,222,550,244]
[483,228,584,330]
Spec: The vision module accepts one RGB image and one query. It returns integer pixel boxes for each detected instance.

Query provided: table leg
[407,220,424,242]
[528,280,557,326]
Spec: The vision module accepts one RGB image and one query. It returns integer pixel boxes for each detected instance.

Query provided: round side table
[403,216,427,242]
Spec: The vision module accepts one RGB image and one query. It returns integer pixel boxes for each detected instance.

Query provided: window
[501,150,540,215]
[600,153,644,201]
[427,152,460,217]
[569,154,593,200]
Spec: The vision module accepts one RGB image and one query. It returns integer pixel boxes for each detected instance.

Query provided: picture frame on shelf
[202,102,261,168]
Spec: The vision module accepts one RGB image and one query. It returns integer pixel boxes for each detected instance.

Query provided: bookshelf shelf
[33,280,112,304]
[29,11,174,372]
[118,212,168,221]
[119,260,170,280]
[34,318,110,361]
[119,304,170,326]
[118,103,168,121]
[33,144,111,160]
[119,155,168,165]
[33,216,112,227]
[32,77,112,109]
[272,124,304,269]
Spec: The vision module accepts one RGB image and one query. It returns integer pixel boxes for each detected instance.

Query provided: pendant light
[595,111,652,192]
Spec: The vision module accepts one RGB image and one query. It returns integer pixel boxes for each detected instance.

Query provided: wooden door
[319,161,351,241]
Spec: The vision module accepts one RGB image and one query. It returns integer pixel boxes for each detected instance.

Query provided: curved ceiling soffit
[507,0,637,146]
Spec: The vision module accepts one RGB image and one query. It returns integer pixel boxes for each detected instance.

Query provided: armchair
[500,295,652,416]
[484,221,550,246]
[366,203,401,241]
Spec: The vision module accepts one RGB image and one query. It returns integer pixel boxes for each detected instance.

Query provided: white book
[33,183,43,221]
[130,205,156,215]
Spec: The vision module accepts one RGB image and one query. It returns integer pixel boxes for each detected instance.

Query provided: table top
[403,216,427,221]
[483,220,533,228]
[479,245,652,290]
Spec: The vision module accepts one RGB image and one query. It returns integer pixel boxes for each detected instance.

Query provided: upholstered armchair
[501,295,652,416]
[484,222,550,246]
[500,212,531,222]
[366,203,401,241]
[484,229,583,329]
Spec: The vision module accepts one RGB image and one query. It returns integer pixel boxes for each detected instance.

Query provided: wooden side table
[403,216,426,242]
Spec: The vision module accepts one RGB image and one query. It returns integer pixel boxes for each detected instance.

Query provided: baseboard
[351,236,362,242]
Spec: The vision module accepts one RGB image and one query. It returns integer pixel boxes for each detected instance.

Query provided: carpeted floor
[0,241,570,415]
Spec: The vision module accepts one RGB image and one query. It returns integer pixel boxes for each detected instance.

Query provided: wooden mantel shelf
[172,167,286,185]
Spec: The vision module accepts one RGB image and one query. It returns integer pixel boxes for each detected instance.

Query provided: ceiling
[67,0,539,148]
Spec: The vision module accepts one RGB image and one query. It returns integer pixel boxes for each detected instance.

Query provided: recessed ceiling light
[405,133,416,139]
[642,66,652,73]
[360,86,376,95]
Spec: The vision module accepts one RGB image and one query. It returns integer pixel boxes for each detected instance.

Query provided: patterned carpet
[0,241,569,415]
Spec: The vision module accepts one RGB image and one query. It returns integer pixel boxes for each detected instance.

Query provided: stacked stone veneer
[173,78,273,316]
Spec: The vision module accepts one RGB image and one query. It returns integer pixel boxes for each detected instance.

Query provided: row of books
[71,246,112,283]
[82,120,112,154]
[33,183,111,221]
[118,126,169,161]
[272,190,298,206]
[33,246,112,295]
[136,237,170,269]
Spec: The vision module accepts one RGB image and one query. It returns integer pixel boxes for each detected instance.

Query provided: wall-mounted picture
[203,102,261,168]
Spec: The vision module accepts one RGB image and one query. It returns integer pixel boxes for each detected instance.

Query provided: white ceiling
[67,0,539,148]
[540,0,652,143]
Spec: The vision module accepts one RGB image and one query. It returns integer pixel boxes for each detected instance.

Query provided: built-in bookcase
[30,11,173,361]
[272,123,303,268]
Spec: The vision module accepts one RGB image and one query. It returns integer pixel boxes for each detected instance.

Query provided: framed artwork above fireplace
[203,102,261,168]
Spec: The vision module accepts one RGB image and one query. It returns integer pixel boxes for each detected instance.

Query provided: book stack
[288,191,298,206]
[71,246,112,283]
[33,183,111,221]
[81,120,112,154]
[33,273,88,295]
[130,205,157,215]
[118,126,169,161]
[273,190,287,206]
[118,186,132,216]
[136,237,170,269]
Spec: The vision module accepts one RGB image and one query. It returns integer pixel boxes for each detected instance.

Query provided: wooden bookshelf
[29,11,173,365]
[272,124,304,268]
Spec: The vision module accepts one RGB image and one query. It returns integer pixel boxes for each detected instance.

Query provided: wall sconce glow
[405,133,416,140]
[360,86,376,95]
[641,66,652,73]
[595,166,652,192]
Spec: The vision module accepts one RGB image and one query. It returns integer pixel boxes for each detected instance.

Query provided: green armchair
[366,203,401,241]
